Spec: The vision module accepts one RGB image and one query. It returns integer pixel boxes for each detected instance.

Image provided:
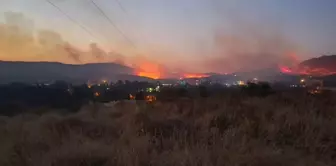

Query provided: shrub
[0,92,336,165]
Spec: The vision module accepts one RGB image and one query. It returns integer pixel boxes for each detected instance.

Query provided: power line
[115,0,128,14]
[90,0,136,48]
[45,0,100,42]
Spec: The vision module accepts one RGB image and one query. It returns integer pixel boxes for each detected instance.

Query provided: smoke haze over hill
[197,17,304,74]
[0,10,335,79]
[0,12,127,65]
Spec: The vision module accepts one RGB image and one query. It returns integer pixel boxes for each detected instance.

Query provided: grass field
[0,92,336,166]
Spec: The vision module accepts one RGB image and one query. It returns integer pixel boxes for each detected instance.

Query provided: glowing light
[129,94,135,100]
[146,95,156,102]
[155,86,160,92]
[134,60,162,79]
[94,92,100,97]
[183,73,209,79]
[237,81,245,86]
[147,88,154,92]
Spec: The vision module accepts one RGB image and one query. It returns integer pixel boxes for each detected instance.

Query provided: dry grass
[1,93,336,166]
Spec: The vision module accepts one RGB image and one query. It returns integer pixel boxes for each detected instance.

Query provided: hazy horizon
[1,0,336,74]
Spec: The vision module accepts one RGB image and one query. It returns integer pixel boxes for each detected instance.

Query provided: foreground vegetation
[0,92,336,166]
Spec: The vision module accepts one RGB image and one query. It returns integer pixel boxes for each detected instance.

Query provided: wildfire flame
[137,71,161,79]
[183,73,209,79]
[280,65,336,76]
[133,58,210,79]
[134,52,336,79]
[134,61,162,79]
[279,53,336,76]
[136,70,209,80]
[278,65,292,74]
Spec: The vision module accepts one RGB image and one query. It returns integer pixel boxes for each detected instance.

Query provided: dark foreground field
[1,93,336,166]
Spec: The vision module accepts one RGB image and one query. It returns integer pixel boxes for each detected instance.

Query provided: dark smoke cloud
[200,16,304,73]
[89,43,106,60]
[0,12,127,65]
[0,12,69,62]
[107,51,126,65]
[64,42,82,62]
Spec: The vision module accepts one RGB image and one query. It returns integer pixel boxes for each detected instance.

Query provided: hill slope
[0,61,153,83]
[300,55,336,71]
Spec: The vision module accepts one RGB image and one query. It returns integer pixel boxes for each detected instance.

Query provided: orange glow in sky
[135,61,162,79]
[183,73,209,78]
[134,58,210,79]
[137,71,160,79]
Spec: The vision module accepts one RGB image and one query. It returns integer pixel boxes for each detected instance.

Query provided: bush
[242,82,274,97]
[0,92,336,165]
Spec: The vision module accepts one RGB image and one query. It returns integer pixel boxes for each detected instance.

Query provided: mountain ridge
[0,61,155,84]
[300,55,336,70]
[1,55,336,83]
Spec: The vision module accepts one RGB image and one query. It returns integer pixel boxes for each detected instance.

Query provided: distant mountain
[0,61,153,84]
[300,55,336,71]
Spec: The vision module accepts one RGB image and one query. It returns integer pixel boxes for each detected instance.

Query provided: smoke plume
[0,11,308,77]
[0,12,126,65]
[200,18,304,73]
[64,42,82,62]
[89,43,106,60]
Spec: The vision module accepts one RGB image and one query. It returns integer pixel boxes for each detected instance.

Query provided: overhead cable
[90,0,136,48]
[115,0,128,14]
[45,0,100,42]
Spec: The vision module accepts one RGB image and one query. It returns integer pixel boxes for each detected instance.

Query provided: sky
[0,0,336,73]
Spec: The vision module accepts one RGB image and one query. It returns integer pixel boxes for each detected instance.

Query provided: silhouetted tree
[125,80,131,85]
[135,91,145,100]
[242,81,273,97]
[178,88,189,98]
[199,86,208,98]
[51,80,69,89]
[116,80,124,86]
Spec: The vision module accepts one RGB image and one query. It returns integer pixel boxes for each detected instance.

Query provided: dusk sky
[0,0,336,72]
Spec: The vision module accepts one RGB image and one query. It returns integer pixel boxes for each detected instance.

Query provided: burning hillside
[135,62,162,79]
[183,73,210,79]
[133,52,336,80]
[132,57,210,79]
[3,12,335,80]
[279,55,336,76]
[132,57,165,79]
[134,65,209,80]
